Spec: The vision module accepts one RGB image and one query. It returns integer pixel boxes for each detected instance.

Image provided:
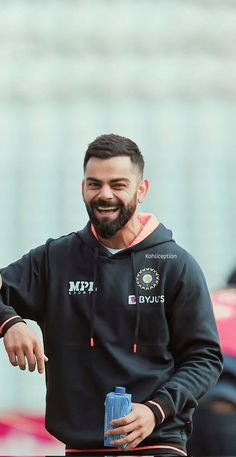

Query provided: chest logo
[68,281,96,295]
[136,268,159,290]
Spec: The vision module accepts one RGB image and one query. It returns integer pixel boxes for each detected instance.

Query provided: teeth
[97,207,117,211]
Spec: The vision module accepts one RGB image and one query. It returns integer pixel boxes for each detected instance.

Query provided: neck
[97,212,143,249]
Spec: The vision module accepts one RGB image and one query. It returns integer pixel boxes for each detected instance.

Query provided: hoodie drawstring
[90,247,99,348]
[131,251,140,353]
[89,248,140,353]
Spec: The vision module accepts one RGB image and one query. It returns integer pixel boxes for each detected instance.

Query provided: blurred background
[0,0,236,454]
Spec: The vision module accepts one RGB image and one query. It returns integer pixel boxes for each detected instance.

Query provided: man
[0,134,222,456]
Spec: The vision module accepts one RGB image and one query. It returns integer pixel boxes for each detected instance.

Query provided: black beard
[84,197,137,239]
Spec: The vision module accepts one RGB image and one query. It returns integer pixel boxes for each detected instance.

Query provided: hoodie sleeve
[0,243,48,337]
[145,254,223,425]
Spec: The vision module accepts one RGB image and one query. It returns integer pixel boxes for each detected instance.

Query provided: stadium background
[0,0,236,454]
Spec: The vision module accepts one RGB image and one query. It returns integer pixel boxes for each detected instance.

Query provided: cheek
[83,189,96,200]
[82,191,93,204]
[121,187,137,198]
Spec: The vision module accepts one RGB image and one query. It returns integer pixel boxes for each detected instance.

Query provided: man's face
[82,156,144,239]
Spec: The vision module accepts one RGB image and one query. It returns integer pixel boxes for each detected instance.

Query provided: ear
[137,179,149,204]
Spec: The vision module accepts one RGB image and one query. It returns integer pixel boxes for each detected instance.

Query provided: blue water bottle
[104,386,132,448]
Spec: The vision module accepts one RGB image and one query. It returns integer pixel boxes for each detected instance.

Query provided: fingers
[25,347,37,372]
[125,437,142,450]
[108,421,136,436]
[7,350,18,367]
[108,419,139,448]
[34,343,48,374]
[7,342,48,373]
[109,427,146,449]
[7,348,26,370]
[3,323,48,374]
[107,403,156,449]
[110,429,141,449]
[16,349,27,370]
[8,349,48,374]
[110,431,136,446]
[111,410,136,427]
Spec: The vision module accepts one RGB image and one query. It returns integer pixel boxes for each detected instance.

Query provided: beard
[84,194,138,239]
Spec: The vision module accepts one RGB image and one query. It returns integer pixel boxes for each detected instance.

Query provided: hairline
[83,155,143,179]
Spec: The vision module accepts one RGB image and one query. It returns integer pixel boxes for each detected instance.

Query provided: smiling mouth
[95,206,119,214]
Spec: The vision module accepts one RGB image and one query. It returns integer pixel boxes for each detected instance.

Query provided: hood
[76,217,174,352]
[77,220,174,257]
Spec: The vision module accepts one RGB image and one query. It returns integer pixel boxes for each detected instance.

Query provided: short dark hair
[83,134,144,177]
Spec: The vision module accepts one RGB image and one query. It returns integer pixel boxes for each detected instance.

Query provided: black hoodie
[0,220,223,455]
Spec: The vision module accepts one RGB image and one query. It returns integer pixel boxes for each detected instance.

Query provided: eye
[112,183,127,190]
[88,182,100,189]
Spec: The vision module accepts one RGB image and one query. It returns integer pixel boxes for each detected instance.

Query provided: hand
[106,402,156,450]
[3,322,48,374]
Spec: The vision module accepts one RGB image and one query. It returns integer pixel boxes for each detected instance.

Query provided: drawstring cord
[131,251,140,353]
[89,248,140,353]
[90,247,98,348]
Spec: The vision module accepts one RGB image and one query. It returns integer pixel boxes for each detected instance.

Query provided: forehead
[84,156,138,181]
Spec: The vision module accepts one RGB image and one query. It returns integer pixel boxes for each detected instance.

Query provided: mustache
[92,200,121,209]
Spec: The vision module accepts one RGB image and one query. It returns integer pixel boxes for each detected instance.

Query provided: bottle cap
[115,386,126,394]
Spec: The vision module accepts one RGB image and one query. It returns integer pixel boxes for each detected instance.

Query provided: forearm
[145,344,223,424]
[0,283,26,337]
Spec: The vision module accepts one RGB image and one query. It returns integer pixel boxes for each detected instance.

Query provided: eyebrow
[86,177,130,184]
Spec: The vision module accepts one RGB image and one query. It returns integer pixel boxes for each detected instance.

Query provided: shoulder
[159,239,207,290]
[44,232,82,260]
[46,231,79,249]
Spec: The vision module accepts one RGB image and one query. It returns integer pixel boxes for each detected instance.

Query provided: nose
[98,184,113,199]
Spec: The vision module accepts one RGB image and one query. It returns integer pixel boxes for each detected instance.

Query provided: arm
[107,255,223,449]
[0,244,49,373]
[0,274,26,335]
[144,254,223,425]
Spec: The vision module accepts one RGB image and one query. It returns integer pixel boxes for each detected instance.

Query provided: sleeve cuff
[145,400,166,425]
[0,316,27,337]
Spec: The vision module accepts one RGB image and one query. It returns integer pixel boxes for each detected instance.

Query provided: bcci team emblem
[136,268,159,290]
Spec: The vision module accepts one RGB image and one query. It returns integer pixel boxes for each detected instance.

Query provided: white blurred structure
[0,0,236,440]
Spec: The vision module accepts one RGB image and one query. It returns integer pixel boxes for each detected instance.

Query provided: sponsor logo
[68,280,96,295]
[128,294,165,304]
[136,268,159,290]
[128,295,137,305]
